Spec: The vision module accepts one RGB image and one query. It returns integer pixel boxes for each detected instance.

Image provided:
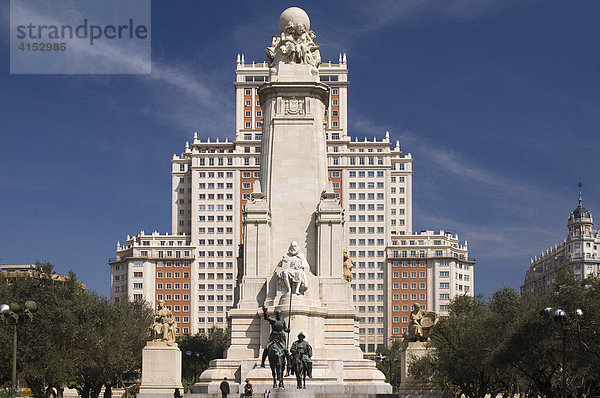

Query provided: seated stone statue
[403,302,438,342]
[150,299,177,345]
[278,241,310,295]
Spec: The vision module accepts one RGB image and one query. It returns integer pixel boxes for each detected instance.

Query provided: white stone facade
[521,195,600,295]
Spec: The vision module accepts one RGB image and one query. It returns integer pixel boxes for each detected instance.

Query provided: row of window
[348,250,385,257]
[349,182,385,189]
[198,305,232,312]
[353,294,385,301]
[198,183,234,189]
[198,194,234,200]
[198,215,234,222]
[351,284,385,290]
[392,293,427,301]
[198,317,225,323]
[197,251,234,258]
[348,215,385,222]
[392,271,426,278]
[349,226,385,234]
[157,272,189,278]
[156,294,190,304]
[198,273,233,280]
[353,261,385,268]
[349,171,384,178]
[349,157,384,165]
[198,239,234,245]
[198,172,234,178]
[198,284,233,290]
[198,227,233,234]
[198,262,234,268]
[157,283,190,290]
[391,260,427,267]
[349,239,386,245]
[141,240,190,247]
[392,282,426,290]
[349,193,385,200]
[354,272,385,279]
[358,328,385,335]
[197,294,233,301]
[357,306,385,313]
[198,205,234,211]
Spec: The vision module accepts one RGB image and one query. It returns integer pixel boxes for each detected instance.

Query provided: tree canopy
[0,263,152,398]
[410,276,600,398]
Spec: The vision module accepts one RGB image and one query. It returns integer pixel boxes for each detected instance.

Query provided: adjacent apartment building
[521,192,600,295]
[109,54,475,352]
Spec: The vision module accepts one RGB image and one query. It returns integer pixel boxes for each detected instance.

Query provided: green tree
[375,338,403,392]
[0,264,152,398]
[178,328,228,386]
[410,293,519,398]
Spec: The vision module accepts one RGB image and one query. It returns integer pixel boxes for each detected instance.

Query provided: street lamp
[542,306,583,398]
[377,354,398,393]
[185,350,201,384]
[1,301,38,398]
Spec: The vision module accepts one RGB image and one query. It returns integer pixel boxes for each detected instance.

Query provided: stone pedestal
[196,358,390,395]
[397,342,442,397]
[139,341,183,398]
[265,389,315,398]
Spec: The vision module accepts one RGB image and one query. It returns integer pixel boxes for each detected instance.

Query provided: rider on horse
[290,331,312,378]
[261,307,290,368]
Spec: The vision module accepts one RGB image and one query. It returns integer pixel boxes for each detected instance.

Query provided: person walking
[219,377,230,398]
[173,388,182,398]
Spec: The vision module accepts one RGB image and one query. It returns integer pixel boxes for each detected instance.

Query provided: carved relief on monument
[283,97,305,115]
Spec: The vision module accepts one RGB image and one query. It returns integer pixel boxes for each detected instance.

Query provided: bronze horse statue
[266,344,287,388]
[290,352,308,389]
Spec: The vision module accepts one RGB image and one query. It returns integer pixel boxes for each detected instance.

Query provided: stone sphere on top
[278,7,310,33]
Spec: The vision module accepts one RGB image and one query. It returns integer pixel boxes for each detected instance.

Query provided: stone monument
[397,303,442,397]
[139,300,183,397]
[196,7,390,395]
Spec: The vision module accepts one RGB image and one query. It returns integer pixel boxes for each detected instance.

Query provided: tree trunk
[103,384,112,398]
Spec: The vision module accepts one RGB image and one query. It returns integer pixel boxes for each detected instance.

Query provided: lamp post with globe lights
[1,301,38,398]
[184,350,202,384]
[541,306,583,398]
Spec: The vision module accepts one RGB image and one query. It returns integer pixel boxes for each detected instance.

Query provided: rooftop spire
[578,179,583,206]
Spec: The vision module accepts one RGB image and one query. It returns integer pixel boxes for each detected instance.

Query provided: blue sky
[1,0,599,297]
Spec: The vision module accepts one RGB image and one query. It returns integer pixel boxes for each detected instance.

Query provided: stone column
[258,62,329,271]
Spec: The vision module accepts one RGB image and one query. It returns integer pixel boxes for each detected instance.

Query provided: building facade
[521,193,600,295]
[109,54,474,352]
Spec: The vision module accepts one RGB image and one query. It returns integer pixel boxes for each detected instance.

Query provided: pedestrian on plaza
[174,388,182,398]
[219,377,230,398]
[243,379,253,397]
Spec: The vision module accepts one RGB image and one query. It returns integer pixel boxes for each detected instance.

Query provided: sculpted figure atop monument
[343,250,354,282]
[403,302,438,342]
[150,299,177,345]
[278,241,311,295]
[265,7,321,68]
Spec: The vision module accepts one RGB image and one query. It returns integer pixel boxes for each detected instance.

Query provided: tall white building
[521,192,600,295]
[109,51,474,352]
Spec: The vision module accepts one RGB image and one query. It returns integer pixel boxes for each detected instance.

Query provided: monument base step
[194,358,391,395]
